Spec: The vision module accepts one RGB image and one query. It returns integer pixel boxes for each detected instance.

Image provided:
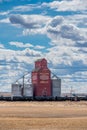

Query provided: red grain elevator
[32,58,51,97]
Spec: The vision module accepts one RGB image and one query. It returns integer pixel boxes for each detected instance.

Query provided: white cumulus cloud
[46,0,87,11]
[9,41,34,48]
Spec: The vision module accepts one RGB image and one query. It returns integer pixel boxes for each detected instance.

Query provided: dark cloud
[49,16,63,27]
[76,42,87,48]
[47,27,60,35]
[9,15,24,24]
[9,15,86,44]
[47,16,63,38]
[60,25,84,41]
[9,15,41,29]
[47,19,85,42]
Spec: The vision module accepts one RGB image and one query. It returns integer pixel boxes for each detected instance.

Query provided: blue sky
[0,0,87,93]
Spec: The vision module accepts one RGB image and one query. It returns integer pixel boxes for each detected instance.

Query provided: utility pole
[22,75,24,96]
[70,86,73,97]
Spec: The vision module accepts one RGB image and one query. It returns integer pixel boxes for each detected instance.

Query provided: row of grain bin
[11,84,33,97]
[11,79,61,98]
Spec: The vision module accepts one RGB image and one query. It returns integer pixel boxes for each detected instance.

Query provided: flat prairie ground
[0,101,87,130]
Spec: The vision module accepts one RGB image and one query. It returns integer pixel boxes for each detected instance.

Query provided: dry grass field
[0,101,87,130]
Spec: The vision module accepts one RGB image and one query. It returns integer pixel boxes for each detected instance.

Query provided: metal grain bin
[11,84,22,97]
[23,84,33,97]
[52,79,61,97]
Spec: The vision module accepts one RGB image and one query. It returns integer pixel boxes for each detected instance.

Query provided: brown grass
[0,101,87,130]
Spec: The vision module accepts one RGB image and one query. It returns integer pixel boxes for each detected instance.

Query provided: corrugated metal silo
[23,84,33,97]
[52,79,61,97]
[11,84,22,97]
